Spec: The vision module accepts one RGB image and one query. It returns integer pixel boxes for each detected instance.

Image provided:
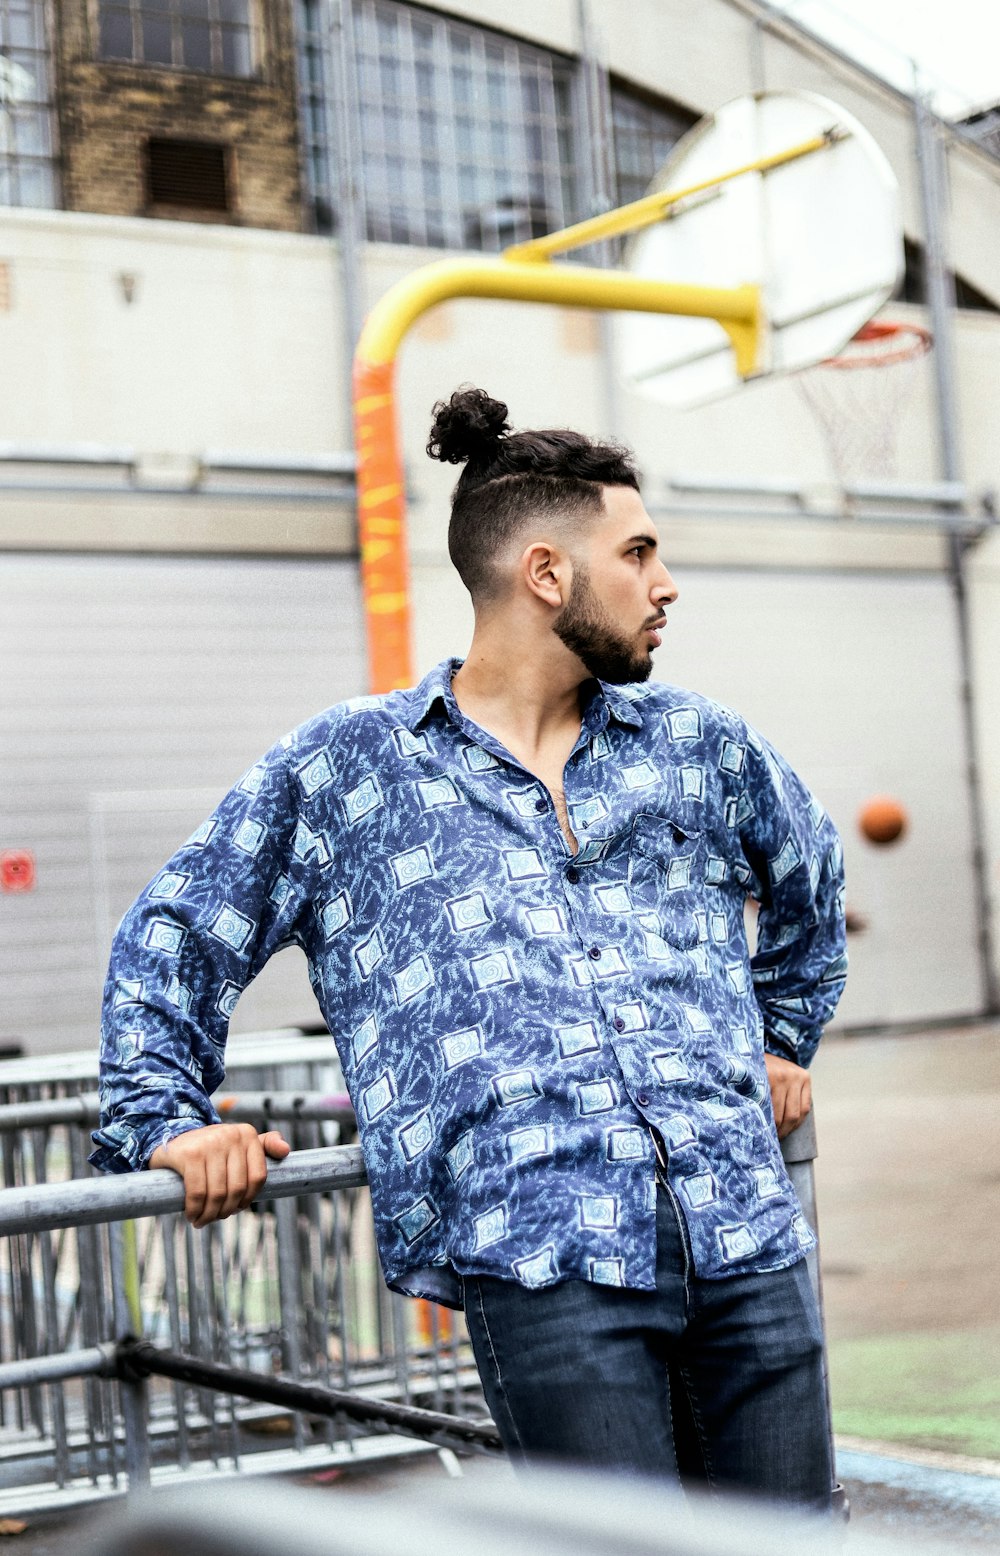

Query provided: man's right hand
[148,1123,291,1229]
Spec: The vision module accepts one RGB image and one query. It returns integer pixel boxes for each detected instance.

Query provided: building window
[610,83,694,208]
[97,0,255,77]
[294,1,697,252]
[295,0,332,229]
[0,0,58,208]
[297,0,578,248]
[900,236,999,315]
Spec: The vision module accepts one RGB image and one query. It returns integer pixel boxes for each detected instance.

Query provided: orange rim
[821,320,933,371]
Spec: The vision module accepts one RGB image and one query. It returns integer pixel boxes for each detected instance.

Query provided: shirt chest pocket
[627,812,704,951]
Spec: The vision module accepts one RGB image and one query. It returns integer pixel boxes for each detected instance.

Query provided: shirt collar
[588,680,645,731]
[405,659,463,730]
[405,659,645,733]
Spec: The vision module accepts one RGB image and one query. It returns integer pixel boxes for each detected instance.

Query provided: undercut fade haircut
[426,386,641,602]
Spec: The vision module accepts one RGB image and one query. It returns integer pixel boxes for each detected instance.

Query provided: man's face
[553,486,677,685]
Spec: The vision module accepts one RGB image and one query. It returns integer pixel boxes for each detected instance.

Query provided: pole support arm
[503,131,841,263]
[356,257,761,373]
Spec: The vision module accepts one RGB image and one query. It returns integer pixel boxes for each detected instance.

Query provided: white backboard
[617,91,904,406]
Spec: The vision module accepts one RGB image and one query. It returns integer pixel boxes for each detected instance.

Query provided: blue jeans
[462,1180,833,1511]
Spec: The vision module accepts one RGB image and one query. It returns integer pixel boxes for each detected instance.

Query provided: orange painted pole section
[352,357,413,692]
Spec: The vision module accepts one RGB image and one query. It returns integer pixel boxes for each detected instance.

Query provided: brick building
[1,0,300,228]
[1,0,695,234]
[55,0,303,229]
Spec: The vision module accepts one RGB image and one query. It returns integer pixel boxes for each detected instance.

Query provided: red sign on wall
[1,851,35,893]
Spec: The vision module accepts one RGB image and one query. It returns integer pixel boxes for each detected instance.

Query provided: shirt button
[613,1017,626,1032]
[587,946,601,960]
[637,1092,650,1106]
[566,866,580,884]
[534,798,547,813]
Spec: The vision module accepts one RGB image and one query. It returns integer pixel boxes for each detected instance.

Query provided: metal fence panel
[0,1035,481,1512]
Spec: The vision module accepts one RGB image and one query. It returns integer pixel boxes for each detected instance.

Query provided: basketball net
[795,320,933,488]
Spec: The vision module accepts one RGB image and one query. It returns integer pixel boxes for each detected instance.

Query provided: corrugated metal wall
[0,554,367,1054]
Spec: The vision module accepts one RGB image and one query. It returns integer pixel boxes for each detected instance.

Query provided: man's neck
[452,635,589,856]
[451,637,586,762]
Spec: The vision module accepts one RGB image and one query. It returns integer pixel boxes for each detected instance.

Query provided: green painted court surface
[829,1327,1000,1458]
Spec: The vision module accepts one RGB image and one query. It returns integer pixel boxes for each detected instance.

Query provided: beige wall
[0,209,347,455]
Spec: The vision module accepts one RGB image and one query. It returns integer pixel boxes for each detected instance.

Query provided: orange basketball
[858,795,908,845]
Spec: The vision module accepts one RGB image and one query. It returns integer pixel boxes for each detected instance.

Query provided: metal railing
[0,1035,482,1512]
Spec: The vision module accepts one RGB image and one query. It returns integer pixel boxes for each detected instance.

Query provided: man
[94,387,847,1508]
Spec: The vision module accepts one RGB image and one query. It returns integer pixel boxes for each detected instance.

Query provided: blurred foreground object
[81,1468,962,1556]
[858,796,909,845]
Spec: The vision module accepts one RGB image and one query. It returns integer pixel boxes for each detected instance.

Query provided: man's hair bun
[426,386,511,466]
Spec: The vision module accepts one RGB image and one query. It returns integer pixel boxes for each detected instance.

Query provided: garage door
[0,554,367,1055]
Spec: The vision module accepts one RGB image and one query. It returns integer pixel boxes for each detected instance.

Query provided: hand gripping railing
[0,1144,367,1235]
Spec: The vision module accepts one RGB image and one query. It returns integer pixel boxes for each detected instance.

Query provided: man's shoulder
[621,679,752,745]
[274,686,419,767]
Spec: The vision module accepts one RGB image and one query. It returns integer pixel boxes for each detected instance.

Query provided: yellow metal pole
[503,131,839,263]
[353,257,762,693]
[357,259,761,373]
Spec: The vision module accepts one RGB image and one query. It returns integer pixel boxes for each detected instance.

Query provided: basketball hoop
[796,319,933,488]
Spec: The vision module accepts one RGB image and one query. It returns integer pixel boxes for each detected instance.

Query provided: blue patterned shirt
[93,659,847,1307]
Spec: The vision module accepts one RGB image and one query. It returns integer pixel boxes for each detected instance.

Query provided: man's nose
[652,565,678,608]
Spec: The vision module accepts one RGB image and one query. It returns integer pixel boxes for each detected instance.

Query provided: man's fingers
[787,1076,811,1134]
[183,1156,208,1226]
[149,1124,286,1227]
[776,1076,812,1139]
[239,1132,269,1210]
[193,1149,230,1229]
[764,1054,814,1140]
[219,1142,249,1221]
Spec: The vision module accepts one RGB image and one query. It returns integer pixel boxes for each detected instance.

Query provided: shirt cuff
[89,1115,212,1175]
[763,1020,825,1069]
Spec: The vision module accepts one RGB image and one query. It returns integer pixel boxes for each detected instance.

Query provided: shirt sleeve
[736,726,847,1068]
[90,743,320,1174]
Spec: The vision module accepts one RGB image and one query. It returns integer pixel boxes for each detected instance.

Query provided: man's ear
[520,541,570,608]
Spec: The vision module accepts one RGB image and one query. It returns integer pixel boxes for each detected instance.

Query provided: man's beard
[553,564,654,685]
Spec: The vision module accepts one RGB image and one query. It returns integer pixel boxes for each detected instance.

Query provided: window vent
[146,138,230,212]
